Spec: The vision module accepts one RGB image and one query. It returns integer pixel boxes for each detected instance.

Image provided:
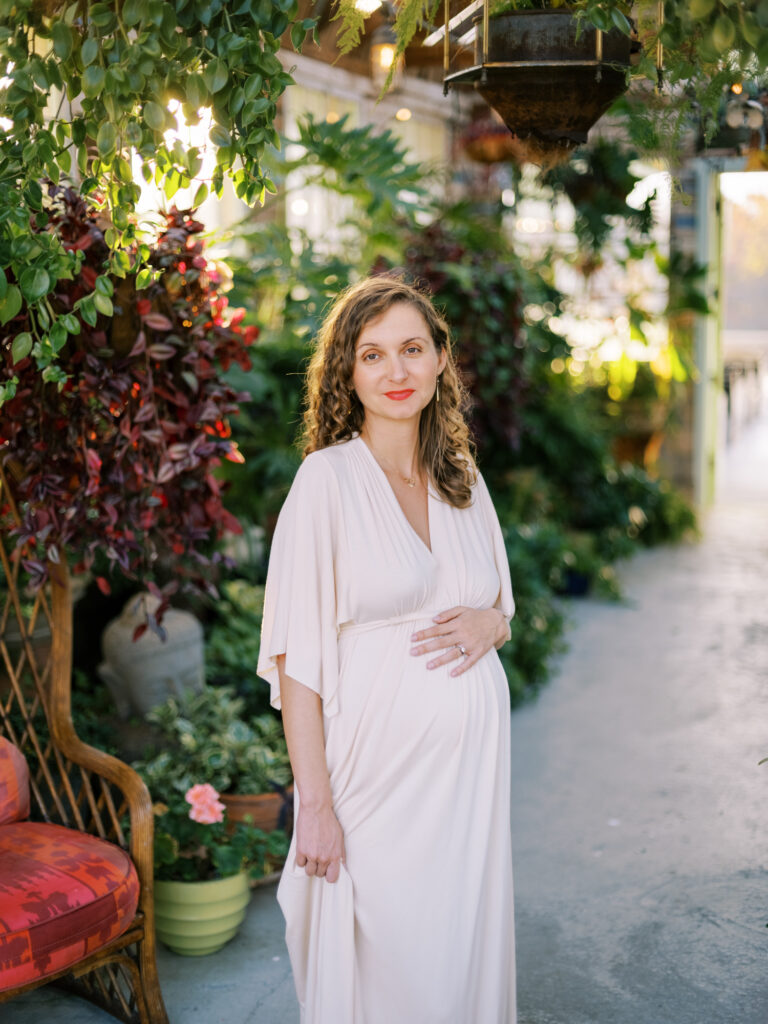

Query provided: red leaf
[81,266,97,290]
[128,331,146,357]
[148,343,176,359]
[95,576,111,596]
[224,441,245,464]
[220,508,242,534]
[143,313,174,331]
[135,403,155,422]
[71,232,95,252]
[136,299,151,316]
[85,448,102,475]
[167,443,188,461]
[132,623,148,642]
[155,461,176,484]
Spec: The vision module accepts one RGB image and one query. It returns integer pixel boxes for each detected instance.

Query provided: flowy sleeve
[475,471,515,624]
[257,452,342,717]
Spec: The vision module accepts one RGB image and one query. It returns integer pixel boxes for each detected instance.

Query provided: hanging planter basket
[445,8,633,166]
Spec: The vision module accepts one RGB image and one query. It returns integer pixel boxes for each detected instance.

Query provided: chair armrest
[48,566,157,915]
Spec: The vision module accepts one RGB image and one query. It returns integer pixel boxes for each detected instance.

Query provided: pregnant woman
[257,275,516,1023]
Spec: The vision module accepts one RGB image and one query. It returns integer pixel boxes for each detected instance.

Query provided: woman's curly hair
[302,275,476,508]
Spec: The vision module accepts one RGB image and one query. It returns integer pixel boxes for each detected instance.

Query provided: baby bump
[327,622,508,818]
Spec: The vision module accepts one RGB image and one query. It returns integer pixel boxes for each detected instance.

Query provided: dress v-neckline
[355,435,435,557]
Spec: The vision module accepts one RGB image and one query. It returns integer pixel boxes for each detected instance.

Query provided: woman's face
[351,302,447,428]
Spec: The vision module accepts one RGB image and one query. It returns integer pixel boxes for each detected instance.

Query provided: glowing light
[355,0,382,11]
[326,111,340,124]
[376,44,396,69]
[291,197,309,217]
[731,82,743,95]
[501,189,516,208]
[551,358,566,374]
[395,107,412,122]
[516,217,547,234]
[627,171,669,211]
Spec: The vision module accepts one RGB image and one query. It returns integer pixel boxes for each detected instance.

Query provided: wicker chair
[0,465,169,1024]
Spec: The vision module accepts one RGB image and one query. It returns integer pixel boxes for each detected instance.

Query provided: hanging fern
[333,0,371,55]
[333,0,441,93]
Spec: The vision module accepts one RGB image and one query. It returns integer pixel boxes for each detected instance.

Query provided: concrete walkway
[6,417,768,1024]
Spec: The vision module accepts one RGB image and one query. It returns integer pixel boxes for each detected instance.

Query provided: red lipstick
[384,390,415,401]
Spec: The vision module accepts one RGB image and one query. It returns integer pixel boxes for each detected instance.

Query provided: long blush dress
[257,434,516,1024]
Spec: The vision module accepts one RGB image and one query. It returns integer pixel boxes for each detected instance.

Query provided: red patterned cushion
[0,821,139,990]
[0,738,30,825]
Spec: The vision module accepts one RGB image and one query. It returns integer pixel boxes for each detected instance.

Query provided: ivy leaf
[50,320,68,352]
[290,21,307,51]
[82,65,105,98]
[61,313,80,334]
[0,269,6,301]
[0,285,22,324]
[610,8,631,34]
[209,124,231,148]
[244,74,263,101]
[81,38,99,66]
[144,101,166,131]
[193,182,208,207]
[242,97,269,125]
[203,59,229,95]
[186,75,208,108]
[79,296,98,327]
[19,267,51,302]
[94,292,114,317]
[122,0,148,27]
[11,331,33,364]
[52,22,74,60]
[97,122,117,159]
[95,275,114,297]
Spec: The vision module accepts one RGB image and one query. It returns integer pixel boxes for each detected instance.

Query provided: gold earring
[436,375,441,403]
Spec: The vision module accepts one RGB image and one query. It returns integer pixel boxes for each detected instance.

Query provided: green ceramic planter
[154,870,251,956]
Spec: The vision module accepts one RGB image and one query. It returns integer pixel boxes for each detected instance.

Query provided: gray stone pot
[98,593,204,718]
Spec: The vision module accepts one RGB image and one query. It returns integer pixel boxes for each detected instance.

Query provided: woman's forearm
[277,655,333,811]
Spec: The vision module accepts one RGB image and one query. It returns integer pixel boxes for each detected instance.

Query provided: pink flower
[185,783,225,825]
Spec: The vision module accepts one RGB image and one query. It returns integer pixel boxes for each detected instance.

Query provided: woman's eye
[362,352,378,361]
[406,346,421,355]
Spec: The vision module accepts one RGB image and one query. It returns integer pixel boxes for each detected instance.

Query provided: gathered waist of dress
[338,609,443,638]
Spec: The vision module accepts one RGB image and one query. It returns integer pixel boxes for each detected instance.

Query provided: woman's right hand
[295,801,346,884]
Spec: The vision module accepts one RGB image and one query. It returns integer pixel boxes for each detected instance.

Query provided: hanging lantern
[370,20,404,92]
[428,0,636,166]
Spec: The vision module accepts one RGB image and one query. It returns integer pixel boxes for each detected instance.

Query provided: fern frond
[332,0,370,56]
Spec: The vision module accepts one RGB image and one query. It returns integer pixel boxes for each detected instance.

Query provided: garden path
[5,413,768,1024]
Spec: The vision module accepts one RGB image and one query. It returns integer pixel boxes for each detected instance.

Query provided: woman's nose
[387,356,407,382]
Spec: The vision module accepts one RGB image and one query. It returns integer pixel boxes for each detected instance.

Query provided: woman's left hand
[409,606,508,677]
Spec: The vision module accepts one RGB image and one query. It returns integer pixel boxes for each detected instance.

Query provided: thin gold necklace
[363,436,420,488]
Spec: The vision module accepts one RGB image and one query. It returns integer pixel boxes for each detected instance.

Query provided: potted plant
[132,773,288,956]
[144,685,293,834]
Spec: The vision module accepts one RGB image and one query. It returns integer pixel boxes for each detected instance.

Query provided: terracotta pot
[221,786,293,835]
